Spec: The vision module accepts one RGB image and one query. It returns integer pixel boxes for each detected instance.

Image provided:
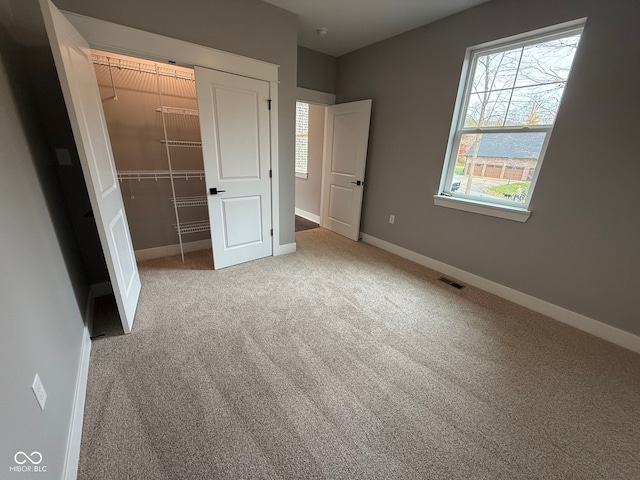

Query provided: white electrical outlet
[389,214,395,224]
[32,374,47,411]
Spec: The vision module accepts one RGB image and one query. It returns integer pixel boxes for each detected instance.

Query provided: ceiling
[262,0,492,57]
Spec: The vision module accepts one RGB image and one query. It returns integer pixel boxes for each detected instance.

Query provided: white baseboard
[63,323,92,479]
[295,208,321,224]
[361,233,640,354]
[135,239,212,261]
[274,242,296,256]
[137,238,295,260]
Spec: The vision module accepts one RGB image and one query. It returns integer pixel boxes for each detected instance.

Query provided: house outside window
[295,101,309,178]
[437,21,584,221]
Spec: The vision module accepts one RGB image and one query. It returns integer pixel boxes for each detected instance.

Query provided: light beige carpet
[80,228,640,479]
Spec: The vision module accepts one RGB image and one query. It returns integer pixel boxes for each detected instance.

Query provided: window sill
[295,172,308,179]
[433,195,531,222]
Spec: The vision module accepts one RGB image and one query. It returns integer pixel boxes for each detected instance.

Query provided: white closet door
[39,0,141,333]
[195,67,272,269]
[321,100,372,241]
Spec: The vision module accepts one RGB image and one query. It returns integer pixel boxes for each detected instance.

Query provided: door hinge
[269,169,272,178]
[267,99,272,110]
[270,228,273,236]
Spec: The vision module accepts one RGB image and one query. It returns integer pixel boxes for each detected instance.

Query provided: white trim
[434,195,531,222]
[295,171,308,179]
[296,87,336,106]
[62,11,278,82]
[473,18,587,54]
[134,239,212,262]
[295,208,321,224]
[274,242,296,256]
[269,81,282,253]
[63,318,92,479]
[360,233,640,354]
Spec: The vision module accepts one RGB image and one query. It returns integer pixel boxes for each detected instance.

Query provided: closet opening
[44,5,279,334]
[92,50,210,264]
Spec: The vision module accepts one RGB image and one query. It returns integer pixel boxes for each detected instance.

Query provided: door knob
[350,180,363,186]
[209,187,226,195]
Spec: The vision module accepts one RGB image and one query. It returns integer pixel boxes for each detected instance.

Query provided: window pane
[470,49,521,94]
[465,49,521,127]
[295,101,309,174]
[451,132,546,202]
[505,83,565,126]
[464,89,512,128]
[514,34,581,88]
[464,33,580,129]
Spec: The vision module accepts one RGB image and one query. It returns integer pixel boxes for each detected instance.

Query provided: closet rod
[91,54,195,82]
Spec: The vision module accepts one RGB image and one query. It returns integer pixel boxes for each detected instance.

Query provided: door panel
[195,67,272,269]
[66,45,118,194]
[322,100,372,241]
[40,0,140,333]
[109,212,136,295]
[221,196,263,248]
[331,113,360,175]
[328,185,353,225]
[216,88,261,179]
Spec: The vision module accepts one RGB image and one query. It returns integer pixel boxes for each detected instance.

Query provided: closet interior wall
[93,53,210,259]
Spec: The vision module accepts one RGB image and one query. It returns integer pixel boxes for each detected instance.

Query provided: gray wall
[295,103,325,218]
[336,0,640,335]
[54,0,299,246]
[298,46,337,94]
[0,0,90,476]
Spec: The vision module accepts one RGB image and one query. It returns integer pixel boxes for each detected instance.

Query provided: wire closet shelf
[116,170,206,181]
[91,54,196,81]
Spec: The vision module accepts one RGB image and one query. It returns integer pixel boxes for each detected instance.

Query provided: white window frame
[435,19,586,222]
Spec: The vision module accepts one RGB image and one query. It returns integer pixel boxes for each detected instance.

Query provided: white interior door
[195,67,272,269]
[40,0,141,333]
[321,99,372,241]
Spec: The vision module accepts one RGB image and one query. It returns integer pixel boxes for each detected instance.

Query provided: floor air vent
[438,277,466,290]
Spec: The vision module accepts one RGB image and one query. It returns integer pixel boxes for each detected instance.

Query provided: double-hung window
[437,21,584,221]
[295,101,309,178]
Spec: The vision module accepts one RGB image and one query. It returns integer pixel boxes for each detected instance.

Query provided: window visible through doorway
[295,101,309,178]
[437,20,584,220]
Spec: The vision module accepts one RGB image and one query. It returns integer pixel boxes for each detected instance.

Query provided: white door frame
[61,11,287,255]
[295,87,335,227]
